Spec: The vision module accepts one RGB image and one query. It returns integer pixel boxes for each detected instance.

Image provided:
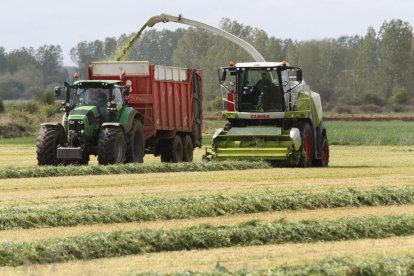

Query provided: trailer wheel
[182,135,193,162]
[314,135,329,167]
[172,135,184,162]
[36,126,65,166]
[125,120,144,163]
[98,127,126,165]
[160,135,183,163]
[160,139,173,162]
[297,122,313,167]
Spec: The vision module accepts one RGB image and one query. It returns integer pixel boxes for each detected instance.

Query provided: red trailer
[88,61,202,162]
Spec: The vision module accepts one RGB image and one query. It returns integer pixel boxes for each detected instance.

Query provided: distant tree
[7,47,37,74]
[0,47,7,74]
[378,19,413,99]
[0,77,25,99]
[35,45,63,85]
[104,37,117,58]
[70,40,106,76]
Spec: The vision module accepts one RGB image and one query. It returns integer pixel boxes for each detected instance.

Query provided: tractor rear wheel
[97,127,126,165]
[182,135,193,162]
[314,135,329,167]
[125,119,144,163]
[160,135,183,163]
[36,126,65,166]
[297,122,314,167]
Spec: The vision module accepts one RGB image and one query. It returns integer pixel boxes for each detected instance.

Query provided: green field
[0,121,413,274]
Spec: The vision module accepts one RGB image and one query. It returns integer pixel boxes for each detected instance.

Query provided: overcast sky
[1,0,413,65]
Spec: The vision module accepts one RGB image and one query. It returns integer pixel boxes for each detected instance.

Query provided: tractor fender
[40,122,66,133]
[101,122,125,133]
[119,108,143,133]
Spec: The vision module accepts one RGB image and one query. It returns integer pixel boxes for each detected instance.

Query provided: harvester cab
[37,78,144,166]
[207,61,329,167]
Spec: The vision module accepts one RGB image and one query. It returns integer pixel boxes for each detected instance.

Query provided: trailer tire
[297,122,313,167]
[182,135,193,162]
[160,139,173,162]
[314,135,329,167]
[36,126,65,166]
[160,135,183,163]
[98,127,126,165]
[125,120,144,163]
[171,135,184,162]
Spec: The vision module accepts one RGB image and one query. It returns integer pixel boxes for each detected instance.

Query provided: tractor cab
[70,80,126,122]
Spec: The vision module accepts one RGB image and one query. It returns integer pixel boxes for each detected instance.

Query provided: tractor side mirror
[123,86,130,97]
[54,87,61,97]
[218,68,226,84]
[296,69,303,82]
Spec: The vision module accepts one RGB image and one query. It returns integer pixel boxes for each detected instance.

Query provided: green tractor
[205,61,329,167]
[36,80,144,165]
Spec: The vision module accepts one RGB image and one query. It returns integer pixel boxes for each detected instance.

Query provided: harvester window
[240,69,282,112]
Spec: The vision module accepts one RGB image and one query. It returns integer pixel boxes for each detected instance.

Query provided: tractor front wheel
[36,126,65,166]
[98,127,126,165]
[125,120,145,163]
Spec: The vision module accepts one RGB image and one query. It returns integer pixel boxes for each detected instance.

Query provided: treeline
[0,45,66,101]
[1,18,414,112]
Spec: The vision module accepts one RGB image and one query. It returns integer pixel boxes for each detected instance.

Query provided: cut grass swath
[154,256,414,276]
[0,187,413,230]
[1,215,414,266]
[0,161,270,179]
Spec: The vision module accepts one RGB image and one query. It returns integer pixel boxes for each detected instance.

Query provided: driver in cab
[255,73,272,93]
[86,88,108,115]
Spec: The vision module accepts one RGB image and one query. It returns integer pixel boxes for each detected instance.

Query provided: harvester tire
[297,122,314,167]
[36,126,65,166]
[182,135,193,162]
[314,135,329,167]
[97,127,126,165]
[160,135,183,163]
[125,119,144,163]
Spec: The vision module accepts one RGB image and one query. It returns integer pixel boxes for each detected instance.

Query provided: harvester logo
[250,114,270,119]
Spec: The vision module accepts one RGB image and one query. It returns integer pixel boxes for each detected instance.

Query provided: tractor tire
[160,135,183,163]
[97,127,126,165]
[297,122,314,167]
[314,135,329,167]
[125,119,144,163]
[36,126,65,166]
[182,135,193,162]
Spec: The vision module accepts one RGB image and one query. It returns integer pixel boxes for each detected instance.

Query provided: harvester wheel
[314,135,329,167]
[125,119,144,163]
[182,135,193,162]
[298,122,314,167]
[36,126,65,166]
[97,127,126,165]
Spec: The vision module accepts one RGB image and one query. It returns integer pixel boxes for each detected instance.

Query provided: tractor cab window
[74,87,109,116]
[239,68,283,112]
[113,87,124,110]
